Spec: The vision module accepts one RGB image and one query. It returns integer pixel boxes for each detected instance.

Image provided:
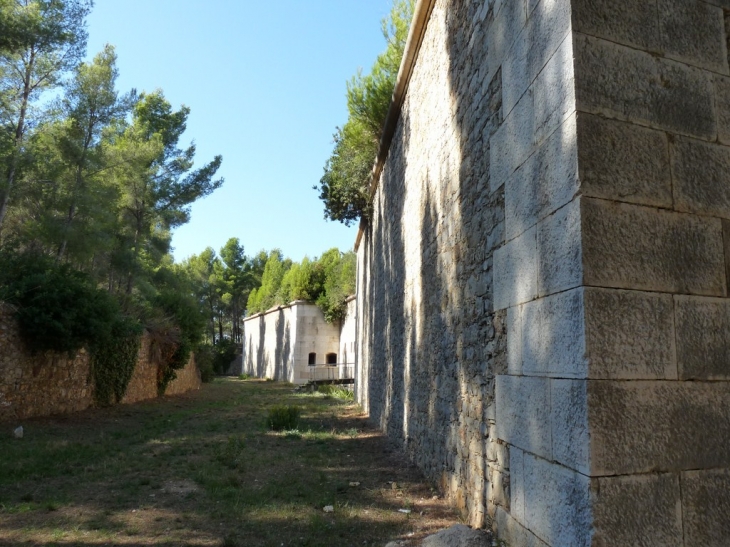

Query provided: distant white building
[241,297,356,385]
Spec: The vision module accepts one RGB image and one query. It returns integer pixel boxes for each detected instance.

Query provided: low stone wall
[122,335,158,404]
[0,302,201,421]
[166,354,202,396]
[0,304,93,421]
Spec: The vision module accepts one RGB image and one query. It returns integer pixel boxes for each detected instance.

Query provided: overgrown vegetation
[316,0,414,225]
[0,379,459,546]
[90,319,142,406]
[318,384,355,401]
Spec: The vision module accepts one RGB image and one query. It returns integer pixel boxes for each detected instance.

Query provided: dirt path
[0,379,459,546]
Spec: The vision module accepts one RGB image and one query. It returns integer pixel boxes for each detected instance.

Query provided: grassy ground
[0,378,459,547]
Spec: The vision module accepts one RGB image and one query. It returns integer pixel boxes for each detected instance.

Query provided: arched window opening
[326,353,337,365]
[308,352,316,365]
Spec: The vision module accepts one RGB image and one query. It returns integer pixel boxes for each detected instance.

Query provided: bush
[267,405,300,431]
[0,250,122,354]
[150,287,207,394]
[213,338,238,375]
[195,343,216,383]
[91,317,143,406]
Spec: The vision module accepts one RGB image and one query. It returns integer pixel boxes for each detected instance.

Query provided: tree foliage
[0,1,227,394]
[0,0,93,230]
[316,0,413,225]
[245,247,355,324]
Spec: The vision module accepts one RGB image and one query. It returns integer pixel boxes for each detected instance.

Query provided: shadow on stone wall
[243,310,293,382]
[256,316,266,378]
[366,110,411,444]
[274,309,292,381]
[362,0,510,527]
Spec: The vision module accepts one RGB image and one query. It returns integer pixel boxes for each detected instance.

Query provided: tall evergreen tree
[55,44,127,259]
[108,90,223,293]
[316,0,413,225]
[0,0,93,232]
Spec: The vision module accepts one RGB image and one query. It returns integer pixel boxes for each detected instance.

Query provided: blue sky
[85,1,393,262]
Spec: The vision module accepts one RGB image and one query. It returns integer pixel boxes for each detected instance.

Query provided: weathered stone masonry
[356,0,730,545]
[0,303,202,421]
[242,299,356,385]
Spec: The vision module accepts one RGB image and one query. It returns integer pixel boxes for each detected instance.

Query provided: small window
[308,352,316,365]
[326,353,337,365]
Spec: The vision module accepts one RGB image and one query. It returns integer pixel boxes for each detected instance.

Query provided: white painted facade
[242,300,356,385]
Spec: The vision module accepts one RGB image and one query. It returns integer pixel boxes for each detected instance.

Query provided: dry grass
[0,378,459,546]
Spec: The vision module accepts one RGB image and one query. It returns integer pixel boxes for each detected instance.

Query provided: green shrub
[0,250,121,354]
[195,343,216,383]
[149,287,207,395]
[90,317,143,406]
[267,405,300,431]
[212,338,238,375]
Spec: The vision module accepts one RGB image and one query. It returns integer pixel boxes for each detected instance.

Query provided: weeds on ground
[317,384,355,400]
[266,405,301,431]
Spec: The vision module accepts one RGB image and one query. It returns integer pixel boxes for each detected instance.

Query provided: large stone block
[506,305,522,375]
[582,198,726,296]
[574,33,716,140]
[495,506,549,547]
[533,31,576,146]
[551,380,589,474]
[523,454,592,547]
[522,288,587,378]
[505,113,579,240]
[495,375,552,460]
[588,381,730,475]
[487,0,527,97]
[537,198,582,297]
[672,137,730,219]
[577,114,672,208]
[509,446,525,522]
[592,473,683,547]
[584,288,676,379]
[571,0,661,52]
[490,89,535,193]
[658,0,727,74]
[681,468,730,547]
[675,296,730,380]
[716,75,730,145]
[503,0,572,116]
[493,227,537,310]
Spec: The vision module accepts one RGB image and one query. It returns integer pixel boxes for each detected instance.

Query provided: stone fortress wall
[242,300,351,384]
[355,0,730,545]
[0,303,201,421]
